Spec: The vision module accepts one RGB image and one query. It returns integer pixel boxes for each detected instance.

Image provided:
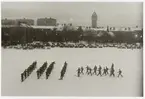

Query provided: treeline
[2,26,143,46]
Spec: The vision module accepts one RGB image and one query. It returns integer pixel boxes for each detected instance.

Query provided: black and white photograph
[1,2,143,96]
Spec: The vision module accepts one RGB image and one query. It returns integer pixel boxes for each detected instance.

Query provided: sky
[1,2,143,27]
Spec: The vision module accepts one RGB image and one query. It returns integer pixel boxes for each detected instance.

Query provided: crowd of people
[76,63,123,78]
[4,41,142,50]
[21,61,123,82]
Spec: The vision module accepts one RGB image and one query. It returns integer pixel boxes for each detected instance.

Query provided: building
[2,18,16,25]
[91,12,97,28]
[37,17,57,26]
[16,18,34,25]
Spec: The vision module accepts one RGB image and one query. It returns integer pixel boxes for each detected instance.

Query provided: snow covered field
[1,48,143,96]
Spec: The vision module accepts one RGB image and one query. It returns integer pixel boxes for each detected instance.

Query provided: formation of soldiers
[21,61,68,82]
[46,61,55,79]
[37,62,48,79]
[76,63,123,78]
[21,61,37,82]
[21,62,123,82]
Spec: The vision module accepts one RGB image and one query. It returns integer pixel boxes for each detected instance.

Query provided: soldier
[37,70,40,79]
[97,65,102,76]
[27,65,31,76]
[21,73,24,82]
[77,67,81,77]
[110,63,115,77]
[86,66,90,75]
[24,69,27,79]
[93,65,97,75]
[105,66,109,75]
[117,69,123,77]
[102,67,106,76]
[88,67,92,76]
[80,67,84,74]
[59,61,67,80]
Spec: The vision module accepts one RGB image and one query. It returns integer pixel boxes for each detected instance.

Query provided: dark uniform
[77,68,81,77]
[117,69,123,77]
[80,67,84,74]
[37,70,40,79]
[97,66,102,76]
[24,69,27,79]
[88,67,92,76]
[21,73,24,82]
[105,67,109,75]
[110,64,115,77]
[59,62,67,80]
[93,66,97,75]
[86,66,89,74]
[102,67,106,75]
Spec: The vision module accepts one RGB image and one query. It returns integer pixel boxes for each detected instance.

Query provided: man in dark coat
[80,67,84,75]
[110,63,115,77]
[97,65,102,76]
[117,69,123,77]
[77,67,81,77]
[21,73,24,82]
[86,66,90,75]
[93,65,97,75]
[24,69,27,79]
[102,67,106,76]
[37,70,40,79]
[105,66,109,75]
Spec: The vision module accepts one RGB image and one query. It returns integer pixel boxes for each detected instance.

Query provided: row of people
[21,61,68,82]
[36,62,48,79]
[5,41,142,49]
[76,64,123,77]
[37,61,68,80]
[21,62,123,82]
[46,61,55,79]
[21,61,37,82]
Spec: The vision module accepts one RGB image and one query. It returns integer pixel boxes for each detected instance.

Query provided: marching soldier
[80,67,84,74]
[97,65,102,76]
[37,70,40,79]
[105,66,109,75]
[102,67,106,76]
[110,63,115,77]
[93,65,97,75]
[77,67,81,77]
[24,69,27,79]
[88,67,92,76]
[21,73,24,82]
[86,66,90,74]
[117,69,123,77]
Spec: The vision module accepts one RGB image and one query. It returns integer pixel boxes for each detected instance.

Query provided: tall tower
[92,12,97,28]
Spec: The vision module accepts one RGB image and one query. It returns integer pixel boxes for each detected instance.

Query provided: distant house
[2,18,34,26]
[16,18,34,25]
[37,17,57,26]
[2,18,16,25]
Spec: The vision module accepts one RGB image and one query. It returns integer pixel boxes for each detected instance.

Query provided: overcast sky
[1,2,143,27]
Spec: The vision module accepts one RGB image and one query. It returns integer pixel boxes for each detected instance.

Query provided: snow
[1,48,143,96]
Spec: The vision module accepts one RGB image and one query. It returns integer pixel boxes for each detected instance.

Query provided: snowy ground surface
[1,48,143,96]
